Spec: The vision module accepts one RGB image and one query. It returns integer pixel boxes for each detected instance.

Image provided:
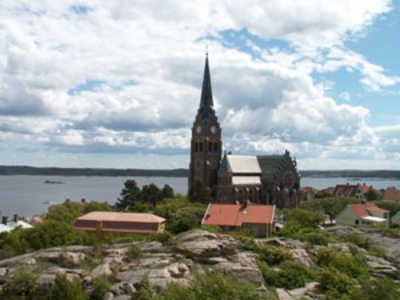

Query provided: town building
[383,188,400,203]
[188,55,301,208]
[75,212,166,234]
[202,203,276,237]
[336,203,390,228]
[333,184,365,199]
[0,214,32,233]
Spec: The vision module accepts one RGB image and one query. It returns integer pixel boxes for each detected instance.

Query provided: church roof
[196,55,216,126]
[221,155,261,174]
[257,155,285,180]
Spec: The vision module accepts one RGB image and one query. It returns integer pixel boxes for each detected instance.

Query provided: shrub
[129,243,143,259]
[159,269,267,300]
[318,267,354,296]
[341,233,370,249]
[134,275,158,300]
[7,267,38,300]
[200,224,223,234]
[152,232,178,246]
[257,245,291,265]
[258,260,312,290]
[90,275,111,300]
[48,274,88,300]
[295,229,338,246]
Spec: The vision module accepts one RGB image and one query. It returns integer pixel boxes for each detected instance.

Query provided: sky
[0,0,400,171]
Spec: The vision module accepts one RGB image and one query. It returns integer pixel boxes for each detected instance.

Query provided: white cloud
[0,0,398,168]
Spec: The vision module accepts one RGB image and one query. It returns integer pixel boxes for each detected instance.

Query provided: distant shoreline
[0,165,399,179]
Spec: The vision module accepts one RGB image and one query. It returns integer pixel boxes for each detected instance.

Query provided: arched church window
[214,143,217,152]
[209,142,212,152]
[199,142,203,152]
[195,143,198,152]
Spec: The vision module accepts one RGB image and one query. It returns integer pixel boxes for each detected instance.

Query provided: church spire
[197,54,215,126]
[199,54,214,109]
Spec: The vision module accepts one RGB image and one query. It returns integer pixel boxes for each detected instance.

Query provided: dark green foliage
[115,179,141,211]
[48,200,84,224]
[364,189,378,201]
[1,221,94,254]
[83,201,111,214]
[300,197,360,224]
[134,275,158,300]
[168,204,207,234]
[341,233,370,249]
[188,181,213,204]
[48,274,88,300]
[161,184,174,200]
[141,183,162,207]
[129,243,143,259]
[90,275,111,300]
[358,277,400,300]
[279,209,324,237]
[295,229,339,246]
[152,232,178,246]
[200,224,223,234]
[153,195,189,221]
[258,261,312,290]
[315,247,367,278]
[318,267,354,297]
[159,269,268,300]
[7,267,38,300]
[257,245,291,265]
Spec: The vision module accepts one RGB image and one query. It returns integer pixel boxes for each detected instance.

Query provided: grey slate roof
[257,155,286,180]
[220,155,261,174]
[196,55,216,126]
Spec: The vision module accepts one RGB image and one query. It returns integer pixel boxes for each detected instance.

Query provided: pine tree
[115,180,141,211]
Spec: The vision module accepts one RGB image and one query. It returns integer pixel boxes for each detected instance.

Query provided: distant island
[44,180,65,184]
[0,165,399,179]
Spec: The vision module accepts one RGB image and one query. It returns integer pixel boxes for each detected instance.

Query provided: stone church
[188,56,302,209]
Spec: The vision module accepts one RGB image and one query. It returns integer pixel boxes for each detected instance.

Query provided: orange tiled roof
[76,212,165,223]
[348,203,389,218]
[202,204,275,226]
[383,189,400,201]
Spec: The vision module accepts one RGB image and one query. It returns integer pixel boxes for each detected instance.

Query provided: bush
[134,275,157,300]
[90,275,111,300]
[257,245,291,265]
[201,224,223,234]
[152,232,178,246]
[258,260,312,290]
[159,269,267,300]
[315,247,367,278]
[7,267,38,300]
[129,243,143,259]
[295,229,339,246]
[318,267,354,297]
[341,233,370,249]
[48,274,88,300]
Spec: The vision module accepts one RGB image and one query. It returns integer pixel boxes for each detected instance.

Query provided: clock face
[210,126,217,134]
[196,126,202,134]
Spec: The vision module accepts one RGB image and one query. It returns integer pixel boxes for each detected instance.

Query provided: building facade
[188,56,301,209]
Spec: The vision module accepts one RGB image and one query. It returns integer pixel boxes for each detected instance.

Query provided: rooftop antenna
[206,44,209,57]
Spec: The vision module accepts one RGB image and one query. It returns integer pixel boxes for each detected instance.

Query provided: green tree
[48,200,84,224]
[188,181,213,204]
[7,267,38,300]
[83,201,111,214]
[116,180,141,211]
[161,184,174,200]
[364,189,378,201]
[154,195,189,221]
[90,275,111,300]
[168,204,207,234]
[319,267,354,297]
[48,274,88,300]
[142,183,162,207]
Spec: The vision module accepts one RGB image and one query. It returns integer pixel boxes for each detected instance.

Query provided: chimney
[2,216,8,225]
[81,198,86,204]
[14,214,19,223]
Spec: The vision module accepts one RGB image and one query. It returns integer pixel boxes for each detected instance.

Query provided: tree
[83,201,111,214]
[154,195,189,221]
[188,181,213,204]
[168,204,207,234]
[116,180,141,211]
[48,201,84,224]
[48,274,88,300]
[364,189,378,201]
[7,267,38,300]
[161,184,174,200]
[142,184,162,207]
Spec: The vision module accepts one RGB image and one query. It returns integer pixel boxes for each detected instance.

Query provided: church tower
[189,55,222,191]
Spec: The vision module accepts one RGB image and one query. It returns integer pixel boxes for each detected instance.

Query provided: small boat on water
[44,180,64,184]
[43,201,50,205]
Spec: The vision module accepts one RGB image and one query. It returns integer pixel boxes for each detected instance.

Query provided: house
[201,203,276,237]
[315,186,335,199]
[0,215,33,233]
[333,184,364,199]
[75,212,166,234]
[336,203,390,228]
[383,188,400,203]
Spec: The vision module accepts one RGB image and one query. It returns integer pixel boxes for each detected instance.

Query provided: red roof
[333,184,359,197]
[348,203,389,218]
[383,189,400,201]
[202,204,275,227]
[76,212,165,223]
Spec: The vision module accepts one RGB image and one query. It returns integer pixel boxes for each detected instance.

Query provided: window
[209,142,212,152]
[214,143,217,152]
[195,143,198,152]
[199,143,203,152]
[355,220,359,225]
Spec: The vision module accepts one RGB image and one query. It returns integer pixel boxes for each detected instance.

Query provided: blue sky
[0,0,399,170]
